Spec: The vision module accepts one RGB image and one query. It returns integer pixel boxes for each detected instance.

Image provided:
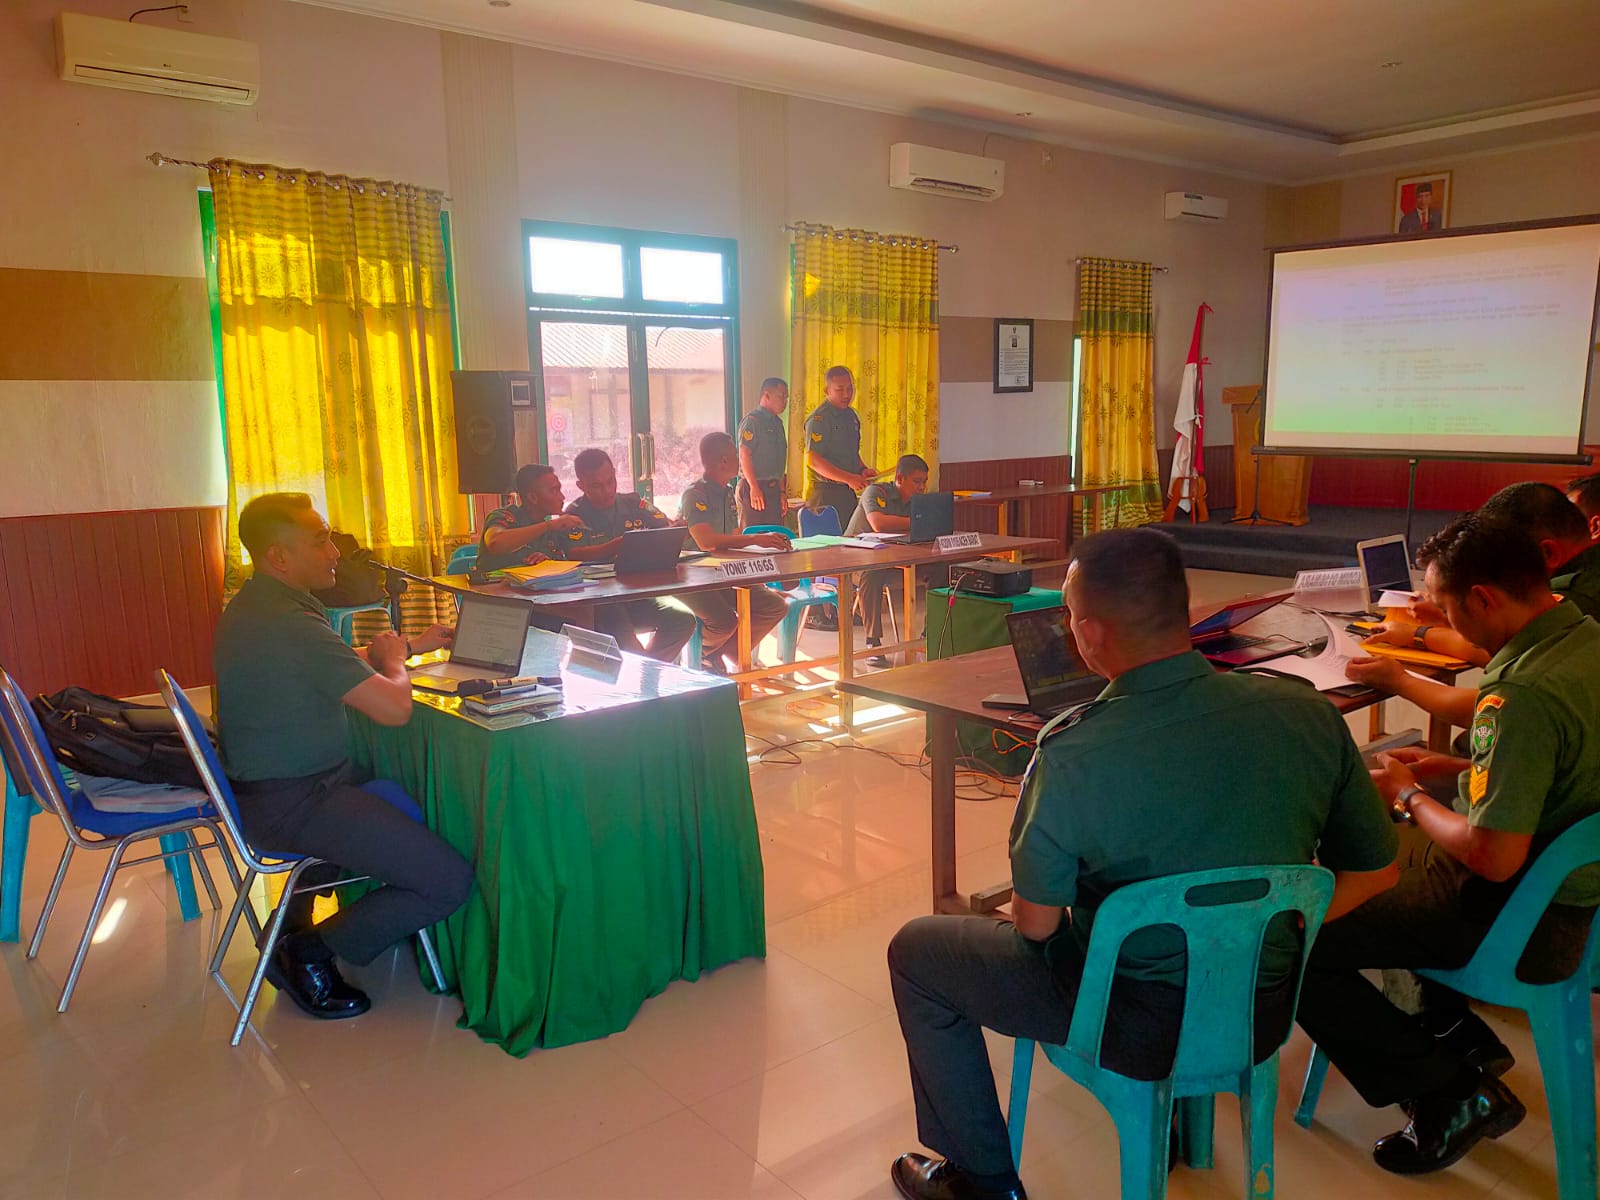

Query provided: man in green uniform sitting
[844,453,929,666]
[214,493,474,1020]
[477,463,591,572]
[1566,472,1600,543]
[885,528,1400,1200]
[564,447,700,664]
[1296,513,1600,1177]
[737,377,790,531]
[680,432,792,671]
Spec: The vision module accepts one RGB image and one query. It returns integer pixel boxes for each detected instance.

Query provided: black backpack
[310,531,385,607]
[29,687,215,790]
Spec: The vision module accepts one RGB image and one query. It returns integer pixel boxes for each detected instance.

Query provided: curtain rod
[786,222,958,253]
[1074,256,1169,273]
[146,152,450,201]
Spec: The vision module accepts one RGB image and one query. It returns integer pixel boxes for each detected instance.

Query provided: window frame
[523,219,739,320]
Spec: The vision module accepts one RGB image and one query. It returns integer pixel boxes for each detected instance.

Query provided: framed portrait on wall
[994,318,1033,393]
[1394,171,1451,235]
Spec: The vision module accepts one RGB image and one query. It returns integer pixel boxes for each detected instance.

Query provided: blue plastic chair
[446,545,479,575]
[744,524,826,662]
[0,668,240,1011]
[1008,865,1335,1199]
[158,670,448,1045]
[1,721,41,943]
[325,602,389,646]
[1294,813,1600,1200]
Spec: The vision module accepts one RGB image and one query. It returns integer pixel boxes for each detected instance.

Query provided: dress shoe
[866,638,890,668]
[1432,1011,1514,1077]
[263,943,371,1020]
[1372,1072,1525,1175]
[890,1153,1026,1200]
[808,608,839,632]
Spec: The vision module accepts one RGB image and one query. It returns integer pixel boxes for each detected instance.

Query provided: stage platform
[1153,506,1461,576]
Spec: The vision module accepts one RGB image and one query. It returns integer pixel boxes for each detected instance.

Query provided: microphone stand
[368,561,460,630]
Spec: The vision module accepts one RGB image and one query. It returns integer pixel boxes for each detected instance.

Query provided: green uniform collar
[1482,603,1585,682]
[248,570,325,614]
[1550,542,1600,590]
[1099,649,1213,699]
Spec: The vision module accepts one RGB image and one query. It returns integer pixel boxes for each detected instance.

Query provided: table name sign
[719,557,780,581]
[936,532,984,553]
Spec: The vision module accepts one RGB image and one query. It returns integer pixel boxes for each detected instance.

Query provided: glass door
[533,319,637,494]
[644,324,729,517]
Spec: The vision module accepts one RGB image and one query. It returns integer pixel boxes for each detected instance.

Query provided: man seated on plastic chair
[213,493,474,1020]
[844,453,928,667]
[885,529,1400,1200]
[1295,514,1600,1176]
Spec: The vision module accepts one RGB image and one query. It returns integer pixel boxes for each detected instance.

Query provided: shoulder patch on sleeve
[1470,693,1504,758]
[694,501,708,511]
[810,430,823,442]
[875,495,887,508]
[741,428,754,441]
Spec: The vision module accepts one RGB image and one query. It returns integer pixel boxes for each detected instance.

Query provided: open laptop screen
[450,593,532,671]
[1007,607,1087,695]
[1358,536,1413,607]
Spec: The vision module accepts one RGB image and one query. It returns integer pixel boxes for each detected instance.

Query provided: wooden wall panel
[943,455,1074,549]
[0,507,224,698]
[1307,448,1600,510]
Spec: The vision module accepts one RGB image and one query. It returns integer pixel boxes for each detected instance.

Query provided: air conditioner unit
[56,12,260,106]
[1164,191,1229,222]
[889,143,1004,202]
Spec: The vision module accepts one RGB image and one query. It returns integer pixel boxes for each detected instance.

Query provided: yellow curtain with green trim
[787,226,940,486]
[1077,257,1163,530]
[209,159,467,627]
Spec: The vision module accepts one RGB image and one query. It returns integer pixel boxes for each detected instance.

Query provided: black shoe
[699,656,728,676]
[890,1154,1026,1200]
[1372,1073,1525,1176]
[262,942,371,1020]
[1432,1011,1515,1078]
[809,607,839,632]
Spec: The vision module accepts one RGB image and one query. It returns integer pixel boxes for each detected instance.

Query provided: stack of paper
[1251,615,1429,691]
[496,561,587,591]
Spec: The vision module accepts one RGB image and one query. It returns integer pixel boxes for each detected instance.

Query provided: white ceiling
[292,0,1600,183]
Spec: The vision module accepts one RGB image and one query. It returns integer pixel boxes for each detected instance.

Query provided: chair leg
[416,928,448,993]
[1241,1057,1280,1200]
[27,841,75,959]
[185,830,223,912]
[204,829,264,945]
[1528,986,1599,1200]
[779,606,801,663]
[1,777,35,943]
[158,831,201,921]
[1007,1040,1036,1172]
[1294,1046,1330,1129]
[211,866,257,975]
[58,842,128,1012]
[1176,1095,1214,1169]
[232,863,309,1046]
[1108,1084,1174,1200]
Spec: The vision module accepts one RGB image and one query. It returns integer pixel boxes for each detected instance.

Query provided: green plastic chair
[744,523,826,662]
[1008,865,1335,1200]
[1294,811,1600,1200]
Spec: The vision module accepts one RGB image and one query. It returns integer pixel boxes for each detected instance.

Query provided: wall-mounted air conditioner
[56,12,260,106]
[1164,191,1229,222]
[889,143,1004,202]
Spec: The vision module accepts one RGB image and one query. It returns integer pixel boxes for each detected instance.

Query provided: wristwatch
[1411,625,1433,650]
[1390,783,1424,825]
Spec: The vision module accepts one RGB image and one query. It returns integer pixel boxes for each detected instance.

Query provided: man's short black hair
[573,448,612,478]
[895,453,929,477]
[1478,481,1588,544]
[824,365,853,384]
[1566,472,1600,520]
[514,463,554,495]
[699,430,735,467]
[238,492,314,560]
[760,377,787,394]
[1068,528,1190,636]
[1424,514,1550,602]
[1416,182,1433,195]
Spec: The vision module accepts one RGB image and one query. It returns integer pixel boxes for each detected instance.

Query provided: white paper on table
[1377,589,1419,609]
[728,543,788,553]
[1252,614,1430,691]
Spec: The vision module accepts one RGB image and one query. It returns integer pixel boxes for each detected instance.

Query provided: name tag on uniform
[936,532,983,553]
[719,557,780,581]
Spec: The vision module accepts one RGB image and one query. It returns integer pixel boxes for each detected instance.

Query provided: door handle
[637,431,656,481]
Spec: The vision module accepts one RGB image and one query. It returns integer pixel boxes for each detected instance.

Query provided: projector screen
[1263,220,1600,459]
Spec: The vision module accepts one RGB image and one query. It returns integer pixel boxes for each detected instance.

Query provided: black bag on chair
[310,531,385,607]
[29,687,215,789]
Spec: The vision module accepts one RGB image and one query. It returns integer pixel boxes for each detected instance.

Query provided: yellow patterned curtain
[209,159,468,628]
[787,225,940,486]
[1077,257,1163,530]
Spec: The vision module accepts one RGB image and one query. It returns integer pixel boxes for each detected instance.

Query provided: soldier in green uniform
[477,464,591,572]
[804,365,877,531]
[885,529,1400,1200]
[844,454,928,665]
[681,432,792,670]
[737,377,790,531]
[1297,514,1600,1177]
[1565,472,1600,543]
[562,447,700,664]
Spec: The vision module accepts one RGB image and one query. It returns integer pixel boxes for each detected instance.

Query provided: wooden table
[839,603,1461,915]
[433,534,1055,721]
[955,483,1127,544]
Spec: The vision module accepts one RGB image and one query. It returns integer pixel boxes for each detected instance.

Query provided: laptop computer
[909,491,956,543]
[408,592,532,693]
[1356,534,1417,613]
[982,606,1105,718]
[1188,591,1301,666]
[586,526,692,579]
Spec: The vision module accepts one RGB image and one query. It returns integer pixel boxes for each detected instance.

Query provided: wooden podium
[1222,386,1310,526]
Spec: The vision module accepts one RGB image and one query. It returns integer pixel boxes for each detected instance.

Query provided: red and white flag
[1169,303,1212,511]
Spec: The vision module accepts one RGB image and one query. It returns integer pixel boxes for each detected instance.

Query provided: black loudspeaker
[452,370,537,494]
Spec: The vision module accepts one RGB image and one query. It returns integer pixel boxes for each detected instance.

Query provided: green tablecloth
[348,658,765,1055]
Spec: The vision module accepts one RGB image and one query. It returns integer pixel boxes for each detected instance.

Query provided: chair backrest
[0,667,87,836]
[447,545,479,574]
[743,525,790,538]
[1065,865,1334,1088]
[798,506,842,537]
[1460,810,1600,982]
[156,670,276,873]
